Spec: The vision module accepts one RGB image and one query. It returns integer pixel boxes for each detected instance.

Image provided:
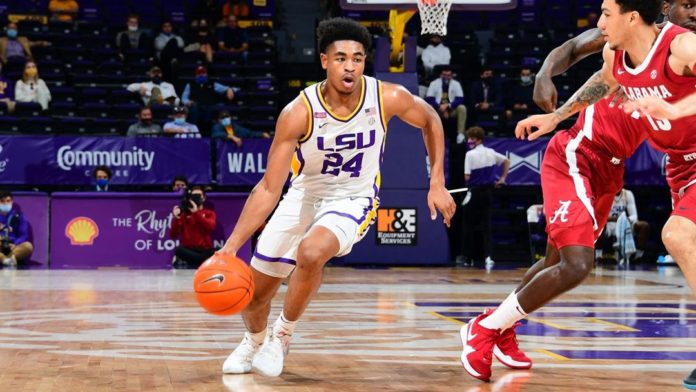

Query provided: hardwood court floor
[0,265,693,391]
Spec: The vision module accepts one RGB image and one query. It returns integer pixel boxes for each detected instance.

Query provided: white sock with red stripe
[479,290,527,330]
[273,312,297,337]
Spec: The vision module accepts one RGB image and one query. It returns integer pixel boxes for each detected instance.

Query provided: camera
[0,237,11,255]
[180,189,204,212]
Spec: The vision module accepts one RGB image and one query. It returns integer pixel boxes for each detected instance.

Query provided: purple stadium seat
[14,102,44,117]
[51,101,78,117]
[57,117,90,134]
[0,116,21,133]
[22,117,55,134]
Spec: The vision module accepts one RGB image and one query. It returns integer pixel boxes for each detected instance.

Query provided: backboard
[340,0,517,11]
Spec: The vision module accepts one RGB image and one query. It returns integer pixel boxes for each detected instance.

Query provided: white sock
[247,329,267,345]
[479,290,527,330]
[273,312,297,336]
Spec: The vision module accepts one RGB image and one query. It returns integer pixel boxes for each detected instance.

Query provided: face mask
[174,118,186,125]
[96,179,109,188]
[0,204,11,213]
[151,76,162,85]
[221,118,231,126]
[128,25,138,32]
[163,31,172,36]
[6,29,17,39]
[141,118,152,125]
[467,140,478,150]
[196,75,208,84]
[482,76,493,85]
[520,76,532,85]
[26,69,37,78]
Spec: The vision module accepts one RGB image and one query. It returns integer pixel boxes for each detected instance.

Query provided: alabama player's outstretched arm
[534,28,605,113]
[219,98,308,256]
[381,82,456,226]
[516,44,619,141]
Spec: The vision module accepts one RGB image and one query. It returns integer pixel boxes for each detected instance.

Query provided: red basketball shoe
[494,322,532,369]
[460,312,500,382]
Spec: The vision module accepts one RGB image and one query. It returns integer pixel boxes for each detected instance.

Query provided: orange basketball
[193,253,255,316]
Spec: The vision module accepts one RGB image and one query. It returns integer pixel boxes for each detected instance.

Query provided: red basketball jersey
[613,22,696,192]
[569,96,646,159]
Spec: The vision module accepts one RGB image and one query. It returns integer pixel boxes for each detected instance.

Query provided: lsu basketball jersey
[290,75,388,199]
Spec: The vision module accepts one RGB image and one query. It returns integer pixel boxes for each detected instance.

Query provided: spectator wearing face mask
[421,34,451,78]
[184,18,215,63]
[426,65,467,136]
[181,66,235,132]
[505,67,537,120]
[93,165,114,192]
[0,191,33,267]
[470,65,503,112]
[127,66,179,106]
[171,175,189,192]
[127,106,163,136]
[216,15,248,61]
[116,14,150,53]
[0,22,49,64]
[15,61,51,110]
[164,106,201,138]
[155,20,184,81]
[211,110,271,147]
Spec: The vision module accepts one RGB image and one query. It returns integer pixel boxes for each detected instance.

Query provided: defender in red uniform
[460,0,696,383]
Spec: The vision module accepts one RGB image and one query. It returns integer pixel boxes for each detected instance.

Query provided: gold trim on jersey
[317,76,366,122]
[299,91,313,143]
[378,81,388,132]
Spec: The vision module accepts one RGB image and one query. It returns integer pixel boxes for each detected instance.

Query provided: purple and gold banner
[0,136,211,185]
[50,192,250,269]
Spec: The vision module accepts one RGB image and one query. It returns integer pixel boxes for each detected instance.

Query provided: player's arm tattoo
[553,70,614,121]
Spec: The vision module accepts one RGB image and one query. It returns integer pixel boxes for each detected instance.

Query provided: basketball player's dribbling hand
[515,113,560,141]
[428,186,456,228]
[623,96,679,120]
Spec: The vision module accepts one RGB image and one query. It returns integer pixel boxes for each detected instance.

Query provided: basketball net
[418,0,453,36]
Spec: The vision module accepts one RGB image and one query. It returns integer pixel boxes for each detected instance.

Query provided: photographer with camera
[0,191,33,267]
[169,186,217,268]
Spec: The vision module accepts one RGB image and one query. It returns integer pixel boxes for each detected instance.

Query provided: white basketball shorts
[251,188,378,278]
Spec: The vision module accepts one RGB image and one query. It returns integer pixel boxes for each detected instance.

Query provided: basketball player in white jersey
[217,18,455,377]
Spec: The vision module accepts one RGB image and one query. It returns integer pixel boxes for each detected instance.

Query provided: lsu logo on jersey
[317,130,376,152]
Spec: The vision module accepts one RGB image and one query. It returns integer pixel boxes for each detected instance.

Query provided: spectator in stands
[461,126,510,267]
[49,0,79,22]
[470,65,503,112]
[421,34,451,79]
[0,191,33,267]
[171,175,189,192]
[505,67,536,120]
[93,165,113,192]
[0,64,15,113]
[0,22,48,64]
[185,18,215,63]
[116,14,150,53]
[127,66,179,106]
[216,15,248,60]
[182,66,235,132]
[222,0,250,18]
[170,185,217,268]
[127,106,163,137]
[155,20,185,81]
[600,188,650,263]
[426,65,467,136]
[164,106,201,138]
[15,61,51,110]
[212,110,271,147]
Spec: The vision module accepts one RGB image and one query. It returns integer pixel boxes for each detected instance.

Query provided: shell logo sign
[65,217,100,246]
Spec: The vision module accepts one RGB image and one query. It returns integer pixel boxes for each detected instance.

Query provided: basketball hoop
[418,0,453,36]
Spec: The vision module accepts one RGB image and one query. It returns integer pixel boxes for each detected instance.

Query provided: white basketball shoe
[222,333,262,374]
[251,330,291,377]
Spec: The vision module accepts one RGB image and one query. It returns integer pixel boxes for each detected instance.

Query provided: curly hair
[615,0,662,24]
[317,17,371,54]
